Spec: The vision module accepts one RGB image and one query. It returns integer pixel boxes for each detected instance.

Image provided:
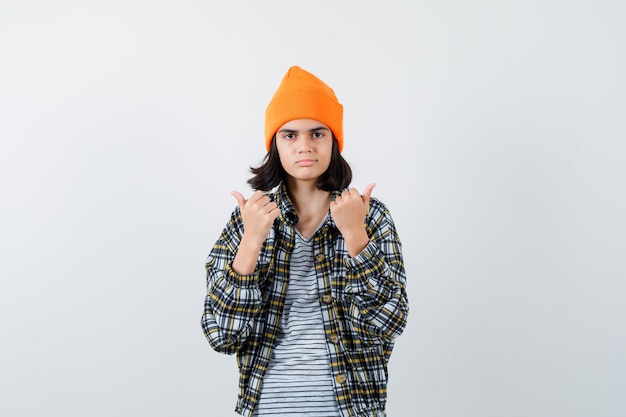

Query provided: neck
[286,178,331,219]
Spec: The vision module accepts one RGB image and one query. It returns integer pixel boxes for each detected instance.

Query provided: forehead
[278,118,330,132]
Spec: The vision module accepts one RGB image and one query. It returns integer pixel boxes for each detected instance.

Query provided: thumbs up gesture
[231,190,281,247]
[330,183,376,257]
[230,190,281,275]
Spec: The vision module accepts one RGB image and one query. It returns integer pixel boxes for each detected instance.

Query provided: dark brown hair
[248,136,352,192]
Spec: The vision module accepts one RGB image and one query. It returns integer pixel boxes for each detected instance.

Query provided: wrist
[343,228,369,258]
[233,234,264,275]
[239,232,264,252]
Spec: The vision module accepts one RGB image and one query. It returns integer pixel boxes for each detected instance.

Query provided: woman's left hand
[330,183,376,257]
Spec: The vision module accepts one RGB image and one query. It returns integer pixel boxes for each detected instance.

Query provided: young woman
[201,66,409,417]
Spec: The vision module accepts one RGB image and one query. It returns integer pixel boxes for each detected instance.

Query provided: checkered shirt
[201,183,409,417]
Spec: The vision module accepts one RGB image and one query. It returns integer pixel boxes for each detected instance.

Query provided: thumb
[362,183,376,206]
[230,191,246,209]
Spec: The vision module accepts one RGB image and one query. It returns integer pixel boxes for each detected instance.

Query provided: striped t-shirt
[252,224,341,417]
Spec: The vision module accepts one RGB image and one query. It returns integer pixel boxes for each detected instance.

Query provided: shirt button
[335,373,347,384]
[329,334,340,344]
[315,253,325,263]
[321,294,333,304]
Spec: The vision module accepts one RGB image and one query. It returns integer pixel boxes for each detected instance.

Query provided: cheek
[323,146,334,162]
[321,154,333,169]
[276,146,289,160]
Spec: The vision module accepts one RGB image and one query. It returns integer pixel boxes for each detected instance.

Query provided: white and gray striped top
[252,224,341,417]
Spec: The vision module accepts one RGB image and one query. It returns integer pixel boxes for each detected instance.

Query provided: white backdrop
[1,1,625,416]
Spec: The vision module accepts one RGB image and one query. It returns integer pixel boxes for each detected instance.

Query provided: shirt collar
[274,182,298,227]
[273,182,342,230]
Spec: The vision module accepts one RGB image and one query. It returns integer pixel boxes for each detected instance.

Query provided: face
[275,118,333,185]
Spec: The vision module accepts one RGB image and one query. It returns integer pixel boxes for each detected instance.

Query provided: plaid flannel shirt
[201,183,409,417]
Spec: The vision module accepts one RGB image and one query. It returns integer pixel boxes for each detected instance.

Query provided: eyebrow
[277,126,330,134]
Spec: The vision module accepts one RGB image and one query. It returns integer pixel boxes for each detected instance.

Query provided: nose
[296,135,313,152]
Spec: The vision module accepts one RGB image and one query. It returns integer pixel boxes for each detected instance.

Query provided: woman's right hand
[231,190,281,248]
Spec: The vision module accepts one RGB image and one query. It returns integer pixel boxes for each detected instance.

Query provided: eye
[282,133,295,140]
[312,131,325,138]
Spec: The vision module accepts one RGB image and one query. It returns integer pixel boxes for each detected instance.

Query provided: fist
[329,183,375,237]
[231,190,281,245]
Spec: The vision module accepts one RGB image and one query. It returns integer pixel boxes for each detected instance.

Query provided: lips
[296,159,316,167]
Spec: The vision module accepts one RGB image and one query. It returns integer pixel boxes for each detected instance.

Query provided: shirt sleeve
[200,207,264,355]
[343,198,409,345]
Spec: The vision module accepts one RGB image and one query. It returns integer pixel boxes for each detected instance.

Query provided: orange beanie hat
[265,66,344,152]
